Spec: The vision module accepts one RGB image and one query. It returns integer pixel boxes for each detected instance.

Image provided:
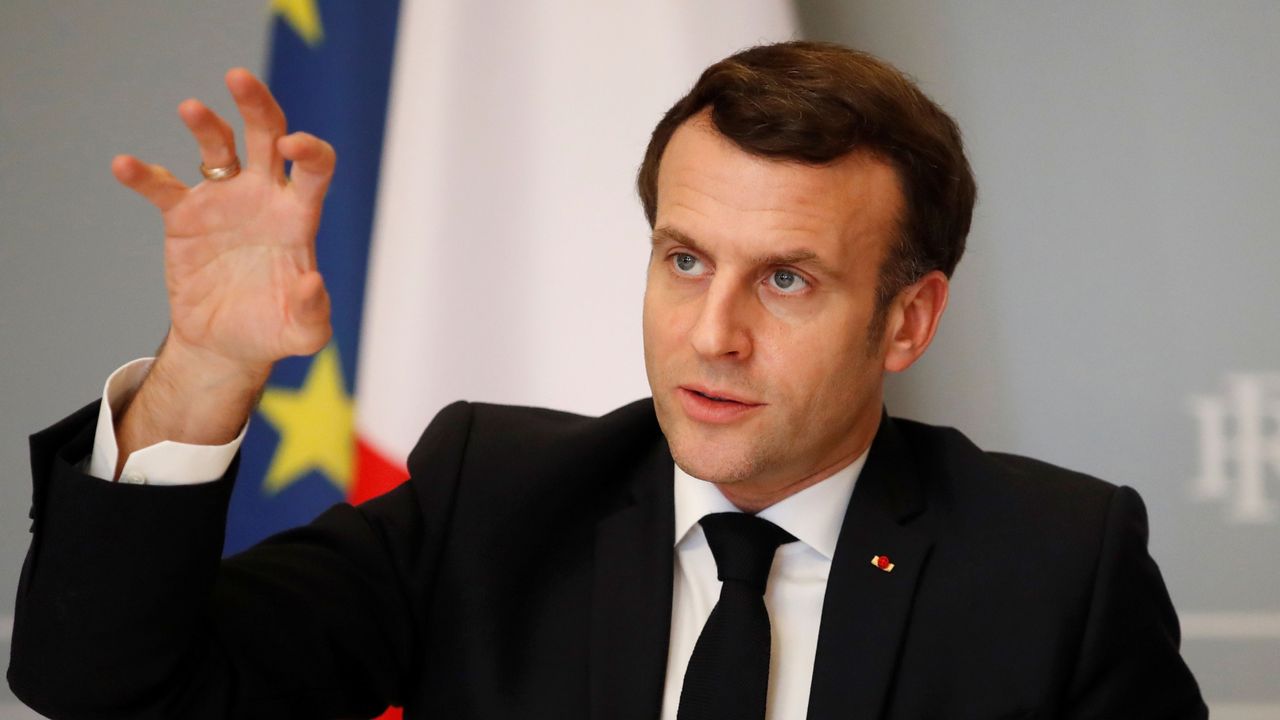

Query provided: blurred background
[3,1,1277,716]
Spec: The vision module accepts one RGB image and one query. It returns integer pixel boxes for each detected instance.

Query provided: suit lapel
[589,436,675,720]
[807,414,934,720]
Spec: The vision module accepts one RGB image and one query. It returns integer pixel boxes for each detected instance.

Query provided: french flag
[232,0,792,716]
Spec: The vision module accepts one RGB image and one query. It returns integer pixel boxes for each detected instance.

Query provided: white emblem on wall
[1188,373,1280,524]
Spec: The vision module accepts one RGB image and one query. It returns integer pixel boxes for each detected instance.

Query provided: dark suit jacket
[9,398,1206,719]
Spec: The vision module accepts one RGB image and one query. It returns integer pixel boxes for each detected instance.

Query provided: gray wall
[3,1,1276,716]
[797,0,1280,714]
[1,2,269,716]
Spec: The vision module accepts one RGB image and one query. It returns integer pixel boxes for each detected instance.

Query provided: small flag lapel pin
[870,555,895,572]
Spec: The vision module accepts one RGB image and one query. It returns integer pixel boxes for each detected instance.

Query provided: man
[9,42,1205,718]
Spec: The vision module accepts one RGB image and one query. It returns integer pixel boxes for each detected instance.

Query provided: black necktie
[677,512,798,720]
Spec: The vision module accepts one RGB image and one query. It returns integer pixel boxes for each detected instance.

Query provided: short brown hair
[637,41,976,314]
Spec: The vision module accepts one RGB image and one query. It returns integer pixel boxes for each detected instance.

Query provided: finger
[225,67,287,181]
[177,98,238,175]
[112,154,189,211]
[281,132,337,206]
[284,272,332,355]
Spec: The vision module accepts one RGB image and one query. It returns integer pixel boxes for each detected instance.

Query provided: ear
[882,270,949,373]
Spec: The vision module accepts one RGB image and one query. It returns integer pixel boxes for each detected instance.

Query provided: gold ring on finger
[200,156,241,181]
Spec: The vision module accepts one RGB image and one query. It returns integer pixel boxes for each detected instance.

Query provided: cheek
[758,304,875,401]
[642,279,690,366]
[644,272,700,334]
[641,268,664,336]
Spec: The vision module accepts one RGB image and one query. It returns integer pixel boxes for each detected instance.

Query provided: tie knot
[698,513,797,594]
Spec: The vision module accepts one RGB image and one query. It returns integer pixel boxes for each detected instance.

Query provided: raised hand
[109,69,337,469]
[113,68,335,372]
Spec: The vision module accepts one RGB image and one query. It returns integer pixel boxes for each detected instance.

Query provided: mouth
[683,387,757,405]
[676,385,764,424]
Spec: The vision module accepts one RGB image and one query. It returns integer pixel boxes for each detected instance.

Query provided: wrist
[115,332,272,452]
[155,330,274,395]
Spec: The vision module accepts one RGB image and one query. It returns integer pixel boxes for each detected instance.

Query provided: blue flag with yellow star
[225,0,400,555]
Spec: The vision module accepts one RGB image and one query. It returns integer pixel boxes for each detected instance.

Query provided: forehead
[654,114,903,268]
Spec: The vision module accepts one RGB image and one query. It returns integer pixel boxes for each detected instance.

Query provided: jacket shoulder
[407,398,661,473]
[401,398,666,523]
[891,415,1120,518]
[887,414,1130,592]
[881,424,1202,714]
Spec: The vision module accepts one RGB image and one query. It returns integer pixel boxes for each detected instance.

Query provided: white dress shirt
[661,456,864,720]
[88,360,866,719]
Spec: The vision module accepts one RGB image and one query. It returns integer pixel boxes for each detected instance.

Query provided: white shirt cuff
[87,358,247,485]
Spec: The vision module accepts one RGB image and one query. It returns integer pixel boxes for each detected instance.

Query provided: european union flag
[226,0,400,555]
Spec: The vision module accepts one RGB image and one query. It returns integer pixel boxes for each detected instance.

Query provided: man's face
[642,114,905,498]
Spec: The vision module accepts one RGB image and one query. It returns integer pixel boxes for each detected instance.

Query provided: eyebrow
[651,225,842,278]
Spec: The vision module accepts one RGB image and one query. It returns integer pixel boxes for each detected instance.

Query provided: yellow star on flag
[256,344,354,495]
[271,0,324,47]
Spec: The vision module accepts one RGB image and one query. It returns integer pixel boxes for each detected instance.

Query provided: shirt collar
[672,450,868,560]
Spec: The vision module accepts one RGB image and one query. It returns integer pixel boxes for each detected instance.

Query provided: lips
[676,385,763,424]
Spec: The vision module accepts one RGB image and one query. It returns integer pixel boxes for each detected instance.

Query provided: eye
[767,268,809,294]
[671,252,707,277]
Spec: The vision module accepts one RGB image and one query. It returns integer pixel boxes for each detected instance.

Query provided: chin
[666,430,762,485]
[653,392,769,483]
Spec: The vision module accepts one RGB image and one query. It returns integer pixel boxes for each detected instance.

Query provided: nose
[689,276,753,361]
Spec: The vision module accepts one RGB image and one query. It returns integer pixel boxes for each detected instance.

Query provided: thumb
[284,271,332,355]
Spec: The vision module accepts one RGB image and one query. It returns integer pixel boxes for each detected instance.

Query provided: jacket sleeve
[1063,485,1208,719]
[7,399,474,720]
